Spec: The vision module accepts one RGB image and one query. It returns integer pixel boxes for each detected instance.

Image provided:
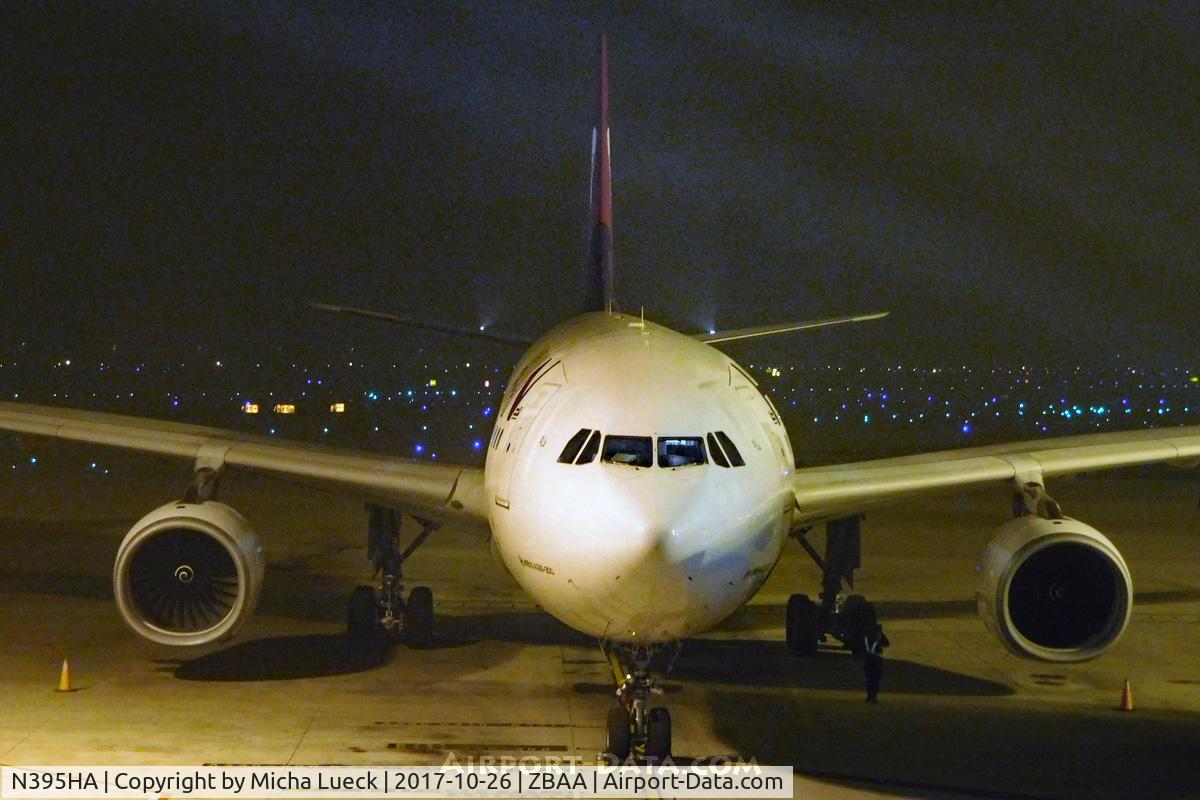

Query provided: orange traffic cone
[1119,678,1134,712]
[56,659,72,692]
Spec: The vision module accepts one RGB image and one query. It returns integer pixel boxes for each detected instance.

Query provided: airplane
[3,36,1200,763]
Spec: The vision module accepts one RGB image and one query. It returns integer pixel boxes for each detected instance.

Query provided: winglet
[587,35,617,313]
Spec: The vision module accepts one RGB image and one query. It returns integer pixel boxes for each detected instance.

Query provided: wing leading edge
[791,425,1200,524]
[0,402,488,528]
[310,303,532,347]
[696,311,889,344]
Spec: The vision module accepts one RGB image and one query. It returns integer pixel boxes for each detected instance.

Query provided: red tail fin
[587,35,617,313]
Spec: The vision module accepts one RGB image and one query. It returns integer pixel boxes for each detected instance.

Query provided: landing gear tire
[840,594,877,656]
[346,585,379,642]
[786,593,820,656]
[404,586,434,648]
[644,706,672,761]
[605,707,632,761]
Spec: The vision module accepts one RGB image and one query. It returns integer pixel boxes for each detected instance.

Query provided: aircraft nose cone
[599,490,708,585]
[612,505,691,566]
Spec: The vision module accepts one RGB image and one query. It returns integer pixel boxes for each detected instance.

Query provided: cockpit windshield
[706,433,729,467]
[601,435,653,467]
[713,430,745,467]
[557,428,592,463]
[576,430,602,464]
[658,437,706,468]
[558,431,744,469]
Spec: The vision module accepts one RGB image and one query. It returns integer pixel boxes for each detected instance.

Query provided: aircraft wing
[696,312,889,344]
[0,402,488,528]
[311,303,533,347]
[791,425,1200,524]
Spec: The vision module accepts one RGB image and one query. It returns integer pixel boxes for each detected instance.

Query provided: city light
[6,353,1199,463]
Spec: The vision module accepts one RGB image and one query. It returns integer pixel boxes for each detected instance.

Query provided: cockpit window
[576,430,602,464]
[557,428,592,464]
[707,433,730,468]
[714,431,745,466]
[658,437,706,468]
[602,435,653,467]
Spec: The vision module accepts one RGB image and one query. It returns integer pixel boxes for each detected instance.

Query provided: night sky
[4,2,1198,369]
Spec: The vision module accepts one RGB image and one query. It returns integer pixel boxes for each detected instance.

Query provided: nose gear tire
[644,706,672,760]
[605,706,632,760]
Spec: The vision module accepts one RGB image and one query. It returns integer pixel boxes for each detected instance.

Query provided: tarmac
[1,445,1199,799]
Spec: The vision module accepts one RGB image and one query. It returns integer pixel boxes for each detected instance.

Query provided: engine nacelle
[113,501,264,646]
[976,515,1132,662]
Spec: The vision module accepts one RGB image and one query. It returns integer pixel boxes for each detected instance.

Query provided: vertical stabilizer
[587,35,618,313]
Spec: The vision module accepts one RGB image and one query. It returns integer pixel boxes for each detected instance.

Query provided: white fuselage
[483,312,795,643]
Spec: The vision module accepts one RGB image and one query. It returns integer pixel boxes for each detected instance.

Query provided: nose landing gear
[346,504,437,648]
[601,642,679,763]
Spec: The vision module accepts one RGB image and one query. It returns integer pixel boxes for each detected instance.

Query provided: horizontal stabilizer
[696,311,889,344]
[311,303,532,347]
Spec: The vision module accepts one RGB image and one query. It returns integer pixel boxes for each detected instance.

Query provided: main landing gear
[787,516,881,656]
[601,642,679,763]
[346,504,437,648]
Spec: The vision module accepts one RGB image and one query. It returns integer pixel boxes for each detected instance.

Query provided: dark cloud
[3,1,1196,366]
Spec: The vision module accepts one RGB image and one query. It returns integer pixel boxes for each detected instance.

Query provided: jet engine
[976,515,1132,662]
[113,501,264,646]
